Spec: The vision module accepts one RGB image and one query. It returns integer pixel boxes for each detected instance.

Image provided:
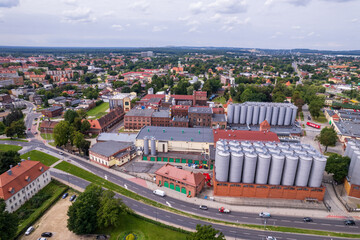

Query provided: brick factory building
[155,164,205,197]
[41,106,63,118]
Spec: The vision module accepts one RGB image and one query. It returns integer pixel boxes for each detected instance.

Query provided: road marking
[241,216,248,219]
[321,223,331,226]
[230,230,236,233]
[181,204,186,207]
[177,219,183,222]
[243,233,250,235]
[281,220,291,222]
[189,222,196,225]
[216,213,222,216]
[165,215,171,218]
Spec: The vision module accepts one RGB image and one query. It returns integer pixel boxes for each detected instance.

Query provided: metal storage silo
[301,144,312,150]
[216,140,225,147]
[255,153,271,184]
[290,144,302,150]
[242,147,255,154]
[284,107,293,126]
[259,106,267,124]
[291,106,298,124]
[240,105,247,124]
[215,151,230,182]
[268,154,285,185]
[281,149,294,155]
[227,104,235,123]
[246,105,253,125]
[282,155,299,186]
[268,148,281,155]
[349,150,360,178]
[271,106,279,125]
[230,146,241,152]
[229,140,239,147]
[308,156,327,187]
[241,141,252,148]
[217,145,229,152]
[278,143,289,150]
[255,147,266,154]
[345,141,356,157]
[242,152,258,183]
[233,104,241,124]
[348,145,359,161]
[143,137,149,155]
[265,142,277,149]
[150,137,156,156]
[229,151,244,182]
[294,150,307,156]
[253,141,264,148]
[265,106,272,123]
[351,155,360,185]
[252,105,260,125]
[277,106,286,126]
[295,155,313,187]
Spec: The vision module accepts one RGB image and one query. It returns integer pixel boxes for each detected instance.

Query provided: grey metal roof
[97,133,137,143]
[334,121,360,137]
[125,108,154,117]
[45,106,62,111]
[136,126,214,143]
[90,141,132,157]
[188,107,212,114]
[152,110,170,118]
[212,114,226,122]
[172,116,189,122]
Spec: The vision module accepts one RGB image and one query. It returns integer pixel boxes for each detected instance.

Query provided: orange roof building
[0,160,51,212]
[286,81,291,86]
[213,129,280,145]
[155,164,205,197]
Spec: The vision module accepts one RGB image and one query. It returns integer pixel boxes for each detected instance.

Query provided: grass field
[87,102,109,119]
[313,111,327,123]
[15,180,68,237]
[0,144,22,152]
[0,138,28,142]
[21,150,59,166]
[41,133,54,140]
[213,96,227,104]
[106,214,188,240]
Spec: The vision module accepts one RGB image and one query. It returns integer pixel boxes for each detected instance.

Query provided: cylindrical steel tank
[271,106,279,125]
[255,147,266,154]
[253,142,264,148]
[294,150,307,156]
[227,104,235,124]
[240,105,247,124]
[268,154,285,185]
[265,106,272,123]
[242,152,258,183]
[349,150,360,179]
[345,141,356,157]
[143,137,149,155]
[241,141,252,148]
[265,142,277,149]
[150,137,156,156]
[215,151,230,182]
[229,151,244,182]
[284,107,293,126]
[291,106,298,124]
[282,155,299,186]
[233,104,241,124]
[259,106,267,124]
[351,155,360,185]
[229,140,239,147]
[277,106,286,125]
[308,156,327,187]
[290,144,302,150]
[295,155,313,187]
[216,140,225,147]
[268,148,281,155]
[230,146,241,152]
[252,105,260,125]
[278,143,289,150]
[246,106,253,125]
[242,147,255,154]
[348,145,359,162]
[217,145,229,152]
[255,153,271,184]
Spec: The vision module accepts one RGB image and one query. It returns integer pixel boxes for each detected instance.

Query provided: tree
[97,190,127,228]
[272,91,286,102]
[80,120,91,134]
[325,154,351,183]
[53,121,72,147]
[0,151,20,174]
[0,122,5,135]
[0,199,18,240]
[64,110,79,124]
[292,91,304,112]
[77,109,87,119]
[73,131,85,154]
[5,120,26,139]
[316,127,338,152]
[309,99,323,119]
[83,87,99,100]
[121,86,131,93]
[187,85,194,95]
[187,224,225,240]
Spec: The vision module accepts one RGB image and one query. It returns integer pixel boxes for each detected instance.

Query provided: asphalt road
[2,138,358,235]
[51,170,353,240]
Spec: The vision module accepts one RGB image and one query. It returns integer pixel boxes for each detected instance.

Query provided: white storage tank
[246,106,253,125]
[349,150,360,178]
[259,106,267,124]
[215,151,231,182]
[241,141,252,148]
[268,154,285,185]
[252,105,260,125]
[308,156,327,187]
[253,141,264,148]
[265,106,272,123]
[227,104,235,123]
[242,152,258,183]
[284,107,293,126]
[278,143,290,150]
[240,105,247,124]
[233,104,241,124]
[265,142,277,149]
[268,148,281,155]
[143,137,149,155]
[229,140,239,147]
[291,106,298,124]
[271,106,279,125]
[282,155,299,186]
[351,155,360,185]
[294,150,307,156]
[150,137,156,156]
[277,106,286,125]
[242,147,255,153]
[217,145,229,152]
[345,141,356,157]
[281,149,294,155]
[255,153,271,184]
[295,155,313,187]
[229,151,244,182]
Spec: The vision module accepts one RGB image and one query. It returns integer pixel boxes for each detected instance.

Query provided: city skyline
[0,0,359,50]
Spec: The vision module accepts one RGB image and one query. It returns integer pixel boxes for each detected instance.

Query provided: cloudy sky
[0,0,359,50]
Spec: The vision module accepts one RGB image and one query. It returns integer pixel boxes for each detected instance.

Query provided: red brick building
[39,121,59,133]
[171,105,189,117]
[124,108,154,130]
[41,106,63,118]
[193,91,207,106]
[188,107,212,127]
[151,110,171,127]
[87,107,125,134]
[155,164,205,197]
[344,179,360,198]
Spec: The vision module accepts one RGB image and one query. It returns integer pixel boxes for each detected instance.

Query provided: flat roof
[213,129,280,144]
[152,110,170,118]
[136,126,214,143]
[90,141,132,157]
[97,133,137,143]
[188,107,212,114]
[212,114,226,122]
[125,108,154,117]
[334,121,360,137]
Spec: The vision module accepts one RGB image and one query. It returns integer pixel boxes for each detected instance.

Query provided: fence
[331,181,360,212]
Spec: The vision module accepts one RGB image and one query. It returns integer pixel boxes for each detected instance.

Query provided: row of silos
[214,141,326,188]
[344,141,360,185]
[143,137,157,156]
[227,102,298,126]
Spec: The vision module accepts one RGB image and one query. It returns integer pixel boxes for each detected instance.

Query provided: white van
[153,189,166,197]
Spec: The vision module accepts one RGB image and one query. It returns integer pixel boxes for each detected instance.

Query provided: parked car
[303,217,313,222]
[199,205,208,210]
[259,212,271,218]
[62,193,68,199]
[219,207,230,213]
[344,220,356,226]
[266,237,277,240]
[37,238,47,240]
[59,152,64,155]
[25,226,34,235]
[69,194,77,201]
[41,232,53,237]
[27,128,31,131]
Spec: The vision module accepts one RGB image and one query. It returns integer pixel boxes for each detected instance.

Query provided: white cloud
[351,18,358,23]
[307,31,315,36]
[189,2,205,14]
[62,0,77,6]
[152,26,167,32]
[291,25,301,29]
[62,7,96,23]
[270,31,283,39]
[111,24,124,31]
[286,0,311,6]
[209,0,247,14]
[0,0,20,8]
[221,16,250,32]
[130,1,150,14]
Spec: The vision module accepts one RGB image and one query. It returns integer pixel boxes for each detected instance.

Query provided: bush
[96,100,104,106]
[125,233,136,240]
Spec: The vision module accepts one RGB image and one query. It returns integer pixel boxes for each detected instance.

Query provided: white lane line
[243,233,250,235]
[189,222,196,225]
[281,220,291,222]
[181,204,186,207]
[321,223,331,226]
[230,230,236,233]
[241,216,248,219]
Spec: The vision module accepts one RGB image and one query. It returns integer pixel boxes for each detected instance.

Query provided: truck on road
[153,189,166,197]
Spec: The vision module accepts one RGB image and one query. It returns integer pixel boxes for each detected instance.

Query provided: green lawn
[213,96,227,104]
[15,180,68,237]
[41,133,54,140]
[87,102,109,119]
[106,214,187,240]
[20,150,59,166]
[313,111,327,123]
[0,144,22,152]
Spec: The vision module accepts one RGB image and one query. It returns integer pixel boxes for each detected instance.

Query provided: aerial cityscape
[0,1,360,240]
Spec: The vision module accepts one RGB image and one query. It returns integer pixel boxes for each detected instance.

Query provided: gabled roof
[155,164,205,187]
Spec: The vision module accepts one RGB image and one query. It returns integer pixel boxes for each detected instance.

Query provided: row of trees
[0,109,26,138]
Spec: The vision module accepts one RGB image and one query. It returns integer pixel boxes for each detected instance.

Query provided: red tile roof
[213,129,279,144]
[155,164,205,187]
[0,160,49,200]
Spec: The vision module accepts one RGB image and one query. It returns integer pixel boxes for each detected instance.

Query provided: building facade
[41,106,63,118]
[89,141,134,167]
